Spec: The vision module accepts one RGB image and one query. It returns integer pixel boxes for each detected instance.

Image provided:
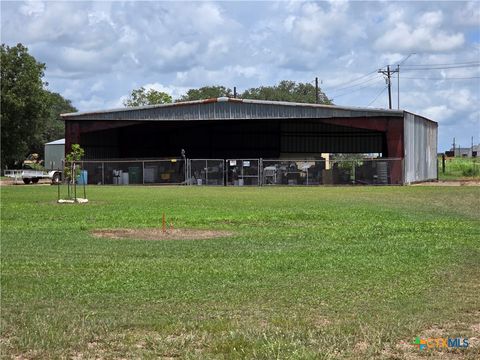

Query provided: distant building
[449,145,479,157]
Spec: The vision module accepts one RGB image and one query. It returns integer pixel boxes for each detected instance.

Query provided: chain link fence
[262,158,402,185]
[187,159,224,186]
[72,158,403,185]
[75,159,186,185]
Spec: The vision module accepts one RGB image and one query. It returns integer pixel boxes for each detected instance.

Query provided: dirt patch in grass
[91,228,233,241]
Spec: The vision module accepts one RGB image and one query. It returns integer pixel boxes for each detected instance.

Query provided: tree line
[124,82,331,107]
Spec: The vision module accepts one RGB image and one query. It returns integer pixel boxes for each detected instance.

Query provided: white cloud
[419,11,443,27]
[142,82,189,100]
[375,21,464,52]
[284,1,365,51]
[91,80,105,93]
[454,1,480,27]
[422,105,454,123]
[19,1,44,17]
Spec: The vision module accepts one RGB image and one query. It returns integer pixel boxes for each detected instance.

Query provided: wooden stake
[162,213,166,233]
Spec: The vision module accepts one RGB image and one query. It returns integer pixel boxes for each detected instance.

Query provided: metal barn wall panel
[403,112,437,183]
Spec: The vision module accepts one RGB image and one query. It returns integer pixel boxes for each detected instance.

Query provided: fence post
[226,160,228,186]
[223,160,226,186]
[205,159,208,186]
[102,162,105,185]
[183,158,187,185]
[73,163,77,200]
[352,162,355,185]
[258,158,261,186]
[241,161,244,185]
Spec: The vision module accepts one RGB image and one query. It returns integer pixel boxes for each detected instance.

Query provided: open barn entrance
[79,119,389,160]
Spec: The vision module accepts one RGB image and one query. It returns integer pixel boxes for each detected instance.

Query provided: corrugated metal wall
[403,112,438,183]
[65,101,402,122]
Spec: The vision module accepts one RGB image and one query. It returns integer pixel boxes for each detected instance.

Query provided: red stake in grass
[162,213,166,233]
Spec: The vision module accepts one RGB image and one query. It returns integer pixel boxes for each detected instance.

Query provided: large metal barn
[61,97,437,186]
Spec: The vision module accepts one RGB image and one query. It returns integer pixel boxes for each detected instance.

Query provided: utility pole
[315,77,319,104]
[397,64,400,109]
[378,65,398,109]
[233,86,237,98]
[387,65,392,110]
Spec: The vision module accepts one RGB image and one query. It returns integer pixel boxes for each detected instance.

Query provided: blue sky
[1,0,479,151]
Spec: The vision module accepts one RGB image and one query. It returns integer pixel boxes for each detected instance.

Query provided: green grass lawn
[1,185,479,359]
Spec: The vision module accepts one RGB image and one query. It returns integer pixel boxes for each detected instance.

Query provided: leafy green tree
[123,87,173,107]
[177,86,232,102]
[1,43,48,168]
[1,43,76,169]
[241,80,332,104]
[64,144,85,181]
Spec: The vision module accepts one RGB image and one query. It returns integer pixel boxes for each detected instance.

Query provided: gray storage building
[44,138,65,170]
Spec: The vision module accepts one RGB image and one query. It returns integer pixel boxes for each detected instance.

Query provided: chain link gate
[187,159,225,186]
[226,159,261,186]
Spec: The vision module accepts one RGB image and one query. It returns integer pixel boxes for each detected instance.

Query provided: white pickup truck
[4,169,62,184]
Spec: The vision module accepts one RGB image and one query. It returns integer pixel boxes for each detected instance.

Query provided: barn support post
[385,120,404,184]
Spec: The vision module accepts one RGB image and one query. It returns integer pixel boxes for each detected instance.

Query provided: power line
[392,60,480,109]
[325,69,379,91]
[400,64,480,71]
[367,86,388,107]
[330,79,384,99]
[401,76,480,80]
[328,74,381,94]
[401,61,480,67]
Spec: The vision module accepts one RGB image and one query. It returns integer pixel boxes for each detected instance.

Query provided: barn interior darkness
[80,119,387,160]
